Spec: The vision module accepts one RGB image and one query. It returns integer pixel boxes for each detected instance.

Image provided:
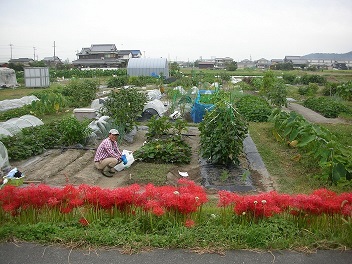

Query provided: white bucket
[114,150,135,171]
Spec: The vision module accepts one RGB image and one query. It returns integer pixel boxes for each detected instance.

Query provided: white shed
[24,67,50,88]
[127,58,169,78]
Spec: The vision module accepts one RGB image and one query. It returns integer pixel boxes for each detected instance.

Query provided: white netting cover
[91,97,107,112]
[0,141,10,172]
[0,122,21,135]
[0,115,44,137]
[143,99,166,117]
[89,116,112,139]
[0,127,12,138]
[147,89,162,101]
[0,95,39,112]
[19,115,44,126]
[0,67,18,88]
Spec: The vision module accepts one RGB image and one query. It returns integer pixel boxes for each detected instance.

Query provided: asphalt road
[1,242,352,264]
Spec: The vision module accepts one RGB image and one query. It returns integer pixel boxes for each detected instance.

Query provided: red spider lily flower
[184,218,195,228]
[79,217,89,226]
[152,206,165,216]
[60,205,73,214]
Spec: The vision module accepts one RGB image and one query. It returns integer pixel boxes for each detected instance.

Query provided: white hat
[109,129,120,135]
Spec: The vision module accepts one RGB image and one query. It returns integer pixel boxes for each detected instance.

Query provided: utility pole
[33,47,36,61]
[53,41,56,60]
[9,43,13,60]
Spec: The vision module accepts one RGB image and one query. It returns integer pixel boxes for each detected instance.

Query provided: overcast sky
[0,0,351,63]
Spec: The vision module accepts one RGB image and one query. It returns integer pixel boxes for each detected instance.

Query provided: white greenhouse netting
[0,115,44,137]
[19,115,44,126]
[143,99,166,117]
[0,141,10,173]
[0,67,18,88]
[0,95,39,112]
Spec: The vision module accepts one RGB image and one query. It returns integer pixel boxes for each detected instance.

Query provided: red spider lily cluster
[1,180,351,228]
[218,189,352,218]
[0,179,207,222]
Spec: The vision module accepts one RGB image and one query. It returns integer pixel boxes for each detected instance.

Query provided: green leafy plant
[135,116,191,164]
[303,97,349,118]
[199,102,248,165]
[134,136,191,164]
[336,81,352,101]
[146,116,172,139]
[269,108,352,184]
[62,79,98,107]
[101,88,147,133]
[56,116,92,146]
[236,95,272,122]
[106,76,128,88]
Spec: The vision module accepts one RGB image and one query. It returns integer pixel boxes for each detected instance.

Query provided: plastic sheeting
[143,99,166,117]
[88,116,112,139]
[0,67,18,88]
[0,115,44,137]
[191,90,215,123]
[0,141,10,173]
[0,95,39,112]
[147,89,162,101]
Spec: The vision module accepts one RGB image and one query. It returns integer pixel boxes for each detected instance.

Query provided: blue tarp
[191,90,215,123]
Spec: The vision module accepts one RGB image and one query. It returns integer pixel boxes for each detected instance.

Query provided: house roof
[118,50,133,55]
[285,56,301,60]
[291,59,308,65]
[90,44,117,52]
[72,58,124,65]
[9,58,34,63]
[43,56,61,61]
[130,50,142,55]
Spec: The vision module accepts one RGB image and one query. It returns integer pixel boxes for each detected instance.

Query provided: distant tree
[170,62,181,77]
[226,61,238,71]
[30,60,46,67]
[274,62,293,71]
[8,62,24,72]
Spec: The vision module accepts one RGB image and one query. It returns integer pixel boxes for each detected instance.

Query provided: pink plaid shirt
[94,138,122,162]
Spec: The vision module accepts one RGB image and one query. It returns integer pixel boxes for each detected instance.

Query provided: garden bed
[11,127,272,194]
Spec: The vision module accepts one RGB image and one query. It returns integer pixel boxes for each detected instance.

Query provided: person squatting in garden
[94,129,122,177]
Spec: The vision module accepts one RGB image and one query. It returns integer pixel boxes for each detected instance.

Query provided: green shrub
[298,83,319,96]
[128,76,158,86]
[1,118,91,160]
[56,116,92,146]
[300,74,326,85]
[282,73,297,84]
[236,95,272,122]
[199,102,248,165]
[62,79,98,107]
[106,76,128,88]
[303,97,349,118]
[322,82,339,96]
[134,136,191,164]
[336,81,352,101]
[101,88,147,133]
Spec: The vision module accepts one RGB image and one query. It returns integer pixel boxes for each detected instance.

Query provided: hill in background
[301,51,352,60]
